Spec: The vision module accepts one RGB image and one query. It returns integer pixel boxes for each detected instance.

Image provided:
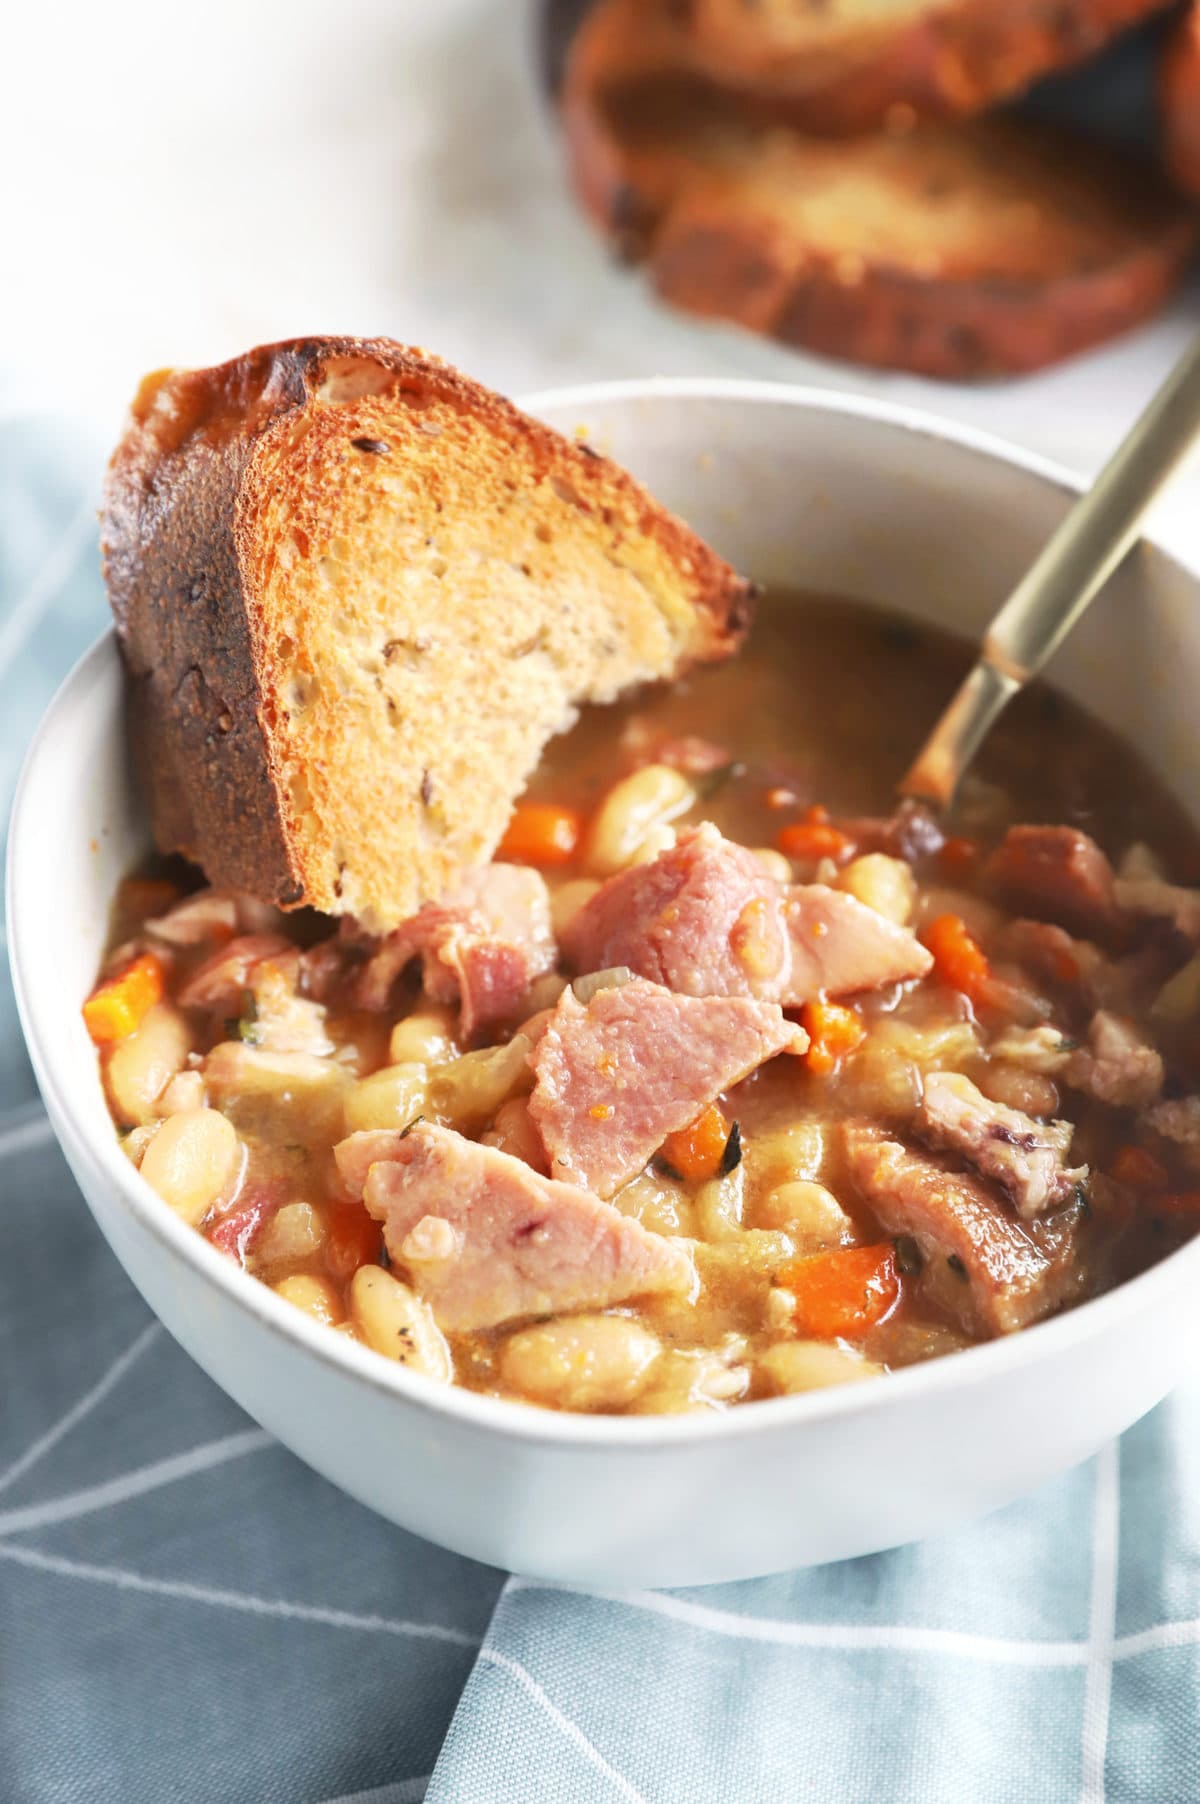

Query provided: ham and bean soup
[87,596,1200,1414]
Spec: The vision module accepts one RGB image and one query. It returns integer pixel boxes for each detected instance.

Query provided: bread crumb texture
[102,337,751,928]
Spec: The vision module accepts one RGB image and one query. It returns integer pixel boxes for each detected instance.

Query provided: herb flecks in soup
[87,597,1200,1414]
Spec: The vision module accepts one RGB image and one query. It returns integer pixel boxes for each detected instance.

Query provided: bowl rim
[11,374,1200,1454]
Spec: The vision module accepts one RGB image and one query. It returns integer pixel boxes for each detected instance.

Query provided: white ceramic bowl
[10,381,1200,1588]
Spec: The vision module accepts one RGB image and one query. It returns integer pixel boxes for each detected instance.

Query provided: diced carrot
[660,1103,730,1181]
[497,802,582,867]
[802,804,829,824]
[325,1203,383,1282]
[117,876,182,922]
[1153,1191,1200,1218]
[1110,1144,1169,1192]
[779,1242,901,1340]
[82,952,165,1046]
[800,999,866,1076]
[921,913,992,1005]
[936,836,979,877]
[777,820,853,863]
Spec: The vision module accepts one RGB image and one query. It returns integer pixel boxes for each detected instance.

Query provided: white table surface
[3,0,1199,547]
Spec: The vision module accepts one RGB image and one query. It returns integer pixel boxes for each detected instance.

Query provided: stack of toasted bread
[550,0,1200,379]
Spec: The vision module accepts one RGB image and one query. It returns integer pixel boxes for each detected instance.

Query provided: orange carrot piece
[779,1243,900,1339]
[497,802,583,867]
[82,952,165,1046]
[660,1103,731,1181]
[800,999,866,1076]
[777,820,853,863]
[1110,1144,1169,1192]
[922,913,992,1005]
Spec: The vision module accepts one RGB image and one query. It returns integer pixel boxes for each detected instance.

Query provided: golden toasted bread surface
[104,337,752,927]
[562,0,1196,379]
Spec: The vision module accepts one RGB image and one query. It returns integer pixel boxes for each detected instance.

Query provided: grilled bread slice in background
[561,0,1197,380]
[103,337,753,929]
[679,0,1172,133]
[1159,2,1200,196]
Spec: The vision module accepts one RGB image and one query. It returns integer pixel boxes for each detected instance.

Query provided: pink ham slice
[357,865,556,1039]
[842,1121,1084,1337]
[178,934,294,1012]
[561,824,930,1004]
[986,825,1121,939]
[334,1123,693,1332]
[528,976,805,1198]
[916,1071,1086,1219]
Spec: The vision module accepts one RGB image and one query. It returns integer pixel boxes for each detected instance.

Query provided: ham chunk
[1113,876,1200,944]
[335,1123,693,1332]
[528,976,805,1198]
[782,886,931,1001]
[843,1121,1084,1337]
[1065,1010,1163,1109]
[358,865,556,1039]
[1143,1096,1200,1172]
[985,825,1121,938]
[993,1012,1164,1110]
[562,824,930,1005]
[178,934,293,1012]
[917,1071,1086,1219]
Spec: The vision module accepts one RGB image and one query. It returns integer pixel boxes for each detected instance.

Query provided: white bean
[106,1002,192,1126]
[481,1097,546,1170]
[344,1062,428,1134]
[428,1034,534,1131]
[273,1273,343,1326]
[158,1069,206,1115]
[633,1341,749,1414]
[756,1179,853,1247]
[254,1201,327,1267]
[758,1339,883,1395]
[838,853,916,925]
[388,1005,458,1066]
[747,1120,825,1188]
[585,765,695,876]
[694,1165,745,1242]
[500,1315,660,1411]
[350,1264,451,1380]
[139,1108,239,1227]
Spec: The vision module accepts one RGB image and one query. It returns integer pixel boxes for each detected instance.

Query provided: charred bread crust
[682,0,1173,133]
[561,0,1197,381]
[650,143,1197,379]
[1160,3,1200,197]
[102,337,754,912]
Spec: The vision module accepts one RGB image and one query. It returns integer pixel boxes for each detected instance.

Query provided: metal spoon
[900,332,1200,810]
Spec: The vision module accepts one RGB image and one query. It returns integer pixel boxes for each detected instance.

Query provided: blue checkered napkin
[2,406,1198,1804]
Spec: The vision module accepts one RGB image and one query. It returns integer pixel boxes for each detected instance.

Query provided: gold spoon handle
[901,332,1200,809]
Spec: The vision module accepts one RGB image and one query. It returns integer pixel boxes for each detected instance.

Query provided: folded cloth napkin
[2,412,1198,1804]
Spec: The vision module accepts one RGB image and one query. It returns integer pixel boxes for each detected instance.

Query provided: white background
[2,0,1198,537]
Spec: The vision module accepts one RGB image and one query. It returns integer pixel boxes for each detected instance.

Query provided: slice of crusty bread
[103,337,753,929]
[679,0,1171,131]
[562,0,1197,380]
[1160,3,1200,197]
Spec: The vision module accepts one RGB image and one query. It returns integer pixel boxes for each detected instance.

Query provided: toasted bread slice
[103,338,753,929]
[563,0,1196,379]
[682,0,1171,131]
[1160,3,1200,196]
